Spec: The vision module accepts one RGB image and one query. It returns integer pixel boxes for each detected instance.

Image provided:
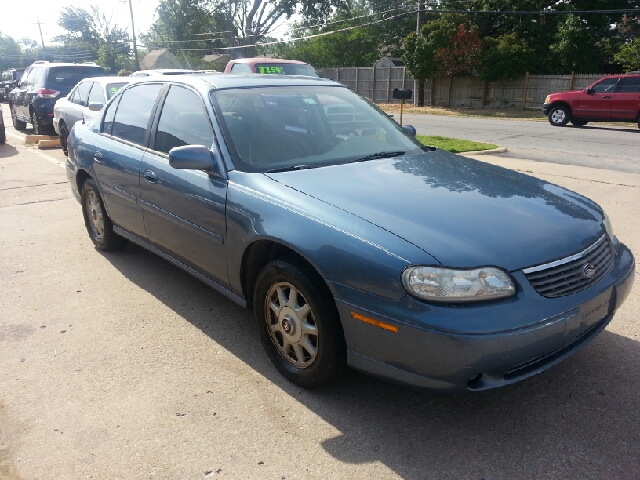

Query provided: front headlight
[603,211,614,241]
[545,95,551,103]
[402,266,516,303]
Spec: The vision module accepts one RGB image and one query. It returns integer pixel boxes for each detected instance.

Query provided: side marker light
[350,311,398,333]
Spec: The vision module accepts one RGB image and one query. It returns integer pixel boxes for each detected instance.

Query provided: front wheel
[570,119,588,126]
[254,258,346,388]
[548,105,570,126]
[59,123,69,156]
[81,178,126,251]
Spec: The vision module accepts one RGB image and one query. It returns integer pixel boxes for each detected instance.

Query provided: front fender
[225,171,438,301]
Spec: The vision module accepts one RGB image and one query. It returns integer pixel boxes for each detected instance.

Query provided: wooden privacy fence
[317,67,602,110]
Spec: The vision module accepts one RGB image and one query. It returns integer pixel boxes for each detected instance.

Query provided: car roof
[230,58,310,65]
[29,62,102,69]
[77,76,132,85]
[130,69,196,76]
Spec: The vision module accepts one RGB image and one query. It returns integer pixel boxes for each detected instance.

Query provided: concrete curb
[458,146,508,156]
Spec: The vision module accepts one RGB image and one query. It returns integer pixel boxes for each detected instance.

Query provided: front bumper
[335,241,635,392]
[542,103,552,116]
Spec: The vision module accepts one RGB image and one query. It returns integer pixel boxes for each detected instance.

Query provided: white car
[54,76,130,155]
[129,69,196,77]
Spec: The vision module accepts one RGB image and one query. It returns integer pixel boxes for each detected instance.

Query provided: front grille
[523,235,613,298]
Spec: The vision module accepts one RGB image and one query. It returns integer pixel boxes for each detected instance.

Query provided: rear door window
[88,83,106,105]
[617,77,640,93]
[73,81,93,106]
[111,83,163,146]
[154,85,213,154]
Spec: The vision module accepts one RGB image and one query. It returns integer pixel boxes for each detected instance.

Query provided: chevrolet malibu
[66,75,635,392]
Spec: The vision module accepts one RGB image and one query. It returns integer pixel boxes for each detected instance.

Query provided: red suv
[543,73,640,129]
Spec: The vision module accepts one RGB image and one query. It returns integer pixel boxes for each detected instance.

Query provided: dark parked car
[67,74,635,392]
[543,73,640,128]
[1,68,25,101]
[9,61,104,134]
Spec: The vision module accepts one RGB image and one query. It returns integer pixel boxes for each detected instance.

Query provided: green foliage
[0,33,23,70]
[549,15,601,73]
[480,33,534,81]
[614,38,640,71]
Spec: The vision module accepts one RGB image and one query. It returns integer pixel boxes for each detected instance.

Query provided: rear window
[46,66,105,87]
[254,63,319,77]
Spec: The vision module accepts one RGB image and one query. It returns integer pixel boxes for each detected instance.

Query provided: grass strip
[417,135,498,153]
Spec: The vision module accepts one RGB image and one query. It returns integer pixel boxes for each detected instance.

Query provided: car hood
[265,150,605,271]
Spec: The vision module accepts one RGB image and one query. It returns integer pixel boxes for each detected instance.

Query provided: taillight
[37,88,60,98]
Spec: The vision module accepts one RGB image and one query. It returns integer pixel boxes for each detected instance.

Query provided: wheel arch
[549,101,573,116]
[240,239,334,309]
[75,168,92,197]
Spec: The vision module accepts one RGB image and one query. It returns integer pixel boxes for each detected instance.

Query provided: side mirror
[169,145,225,177]
[586,88,595,95]
[403,125,417,137]
[88,102,103,111]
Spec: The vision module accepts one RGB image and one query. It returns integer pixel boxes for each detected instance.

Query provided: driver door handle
[93,151,103,163]
[602,95,612,98]
[143,170,158,184]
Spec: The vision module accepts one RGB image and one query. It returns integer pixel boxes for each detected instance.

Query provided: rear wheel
[570,119,588,126]
[0,125,5,144]
[548,105,570,126]
[254,258,346,388]
[81,178,127,251]
[30,110,43,135]
[11,105,26,130]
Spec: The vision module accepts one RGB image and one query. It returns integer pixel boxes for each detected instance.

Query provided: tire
[0,125,5,144]
[570,119,588,126]
[81,178,127,251]
[254,258,346,388]
[59,122,69,156]
[548,105,570,126]
[10,105,26,130]
[30,109,43,135]
[637,117,640,130]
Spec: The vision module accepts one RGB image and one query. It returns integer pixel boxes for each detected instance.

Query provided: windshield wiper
[263,164,315,173]
[350,151,406,163]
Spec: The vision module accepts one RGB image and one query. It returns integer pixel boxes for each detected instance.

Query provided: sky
[0,0,160,46]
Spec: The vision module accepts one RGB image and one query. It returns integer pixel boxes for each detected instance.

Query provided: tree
[142,0,225,52]
[480,33,534,81]
[55,6,131,72]
[211,0,348,58]
[614,38,640,71]
[0,33,23,70]
[402,15,471,81]
[434,24,482,77]
[549,15,601,73]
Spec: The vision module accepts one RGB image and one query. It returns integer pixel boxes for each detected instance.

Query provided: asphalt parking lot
[1,111,639,479]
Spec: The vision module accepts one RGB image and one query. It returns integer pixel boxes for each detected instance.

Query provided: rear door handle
[143,170,158,184]
[602,95,612,99]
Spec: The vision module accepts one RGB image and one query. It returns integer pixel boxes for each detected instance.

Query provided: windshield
[211,85,424,173]
[106,82,128,100]
[254,63,319,77]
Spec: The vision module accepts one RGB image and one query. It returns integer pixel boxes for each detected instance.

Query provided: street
[403,114,640,173]
[1,107,639,479]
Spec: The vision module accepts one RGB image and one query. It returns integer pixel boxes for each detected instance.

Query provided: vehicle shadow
[102,243,640,479]
[0,141,19,158]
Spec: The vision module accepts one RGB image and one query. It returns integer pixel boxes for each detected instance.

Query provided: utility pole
[36,18,46,59]
[415,0,426,106]
[127,0,141,71]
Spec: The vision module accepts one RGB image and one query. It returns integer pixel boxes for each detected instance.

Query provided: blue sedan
[66,74,635,392]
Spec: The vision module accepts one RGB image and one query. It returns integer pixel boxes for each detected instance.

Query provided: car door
[64,80,92,130]
[91,82,164,239]
[608,77,640,120]
[139,84,228,284]
[574,77,619,118]
[14,67,33,119]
